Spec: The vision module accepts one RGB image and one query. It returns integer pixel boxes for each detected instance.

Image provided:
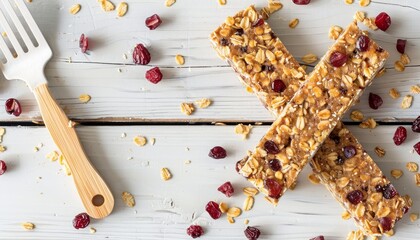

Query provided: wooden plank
[0,0,419,122]
[0,125,419,239]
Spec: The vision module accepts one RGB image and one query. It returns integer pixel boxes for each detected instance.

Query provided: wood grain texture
[0,125,419,239]
[0,0,419,122]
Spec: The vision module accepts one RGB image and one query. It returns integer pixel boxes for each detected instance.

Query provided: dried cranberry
[145,67,163,84]
[235,29,244,35]
[145,14,162,30]
[264,140,280,154]
[72,213,90,229]
[310,236,325,240]
[0,160,7,175]
[292,0,311,5]
[187,225,204,238]
[252,18,264,27]
[268,159,281,171]
[79,34,88,53]
[393,126,407,146]
[375,12,391,31]
[346,190,363,205]
[412,116,420,132]
[356,35,370,52]
[402,206,410,214]
[336,156,345,165]
[379,217,393,232]
[271,79,286,93]
[265,178,283,199]
[209,146,227,159]
[220,38,229,46]
[5,98,22,117]
[244,226,261,240]
[396,39,407,54]
[343,145,356,158]
[368,92,383,110]
[133,44,151,65]
[329,51,348,67]
[382,184,397,199]
[413,142,420,155]
[217,181,234,197]
[205,201,222,219]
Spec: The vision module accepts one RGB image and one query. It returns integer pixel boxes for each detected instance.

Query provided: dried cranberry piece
[220,38,229,46]
[402,206,410,214]
[268,159,281,171]
[413,142,420,155]
[379,217,393,232]
[0,160,7,175]
[252,18,264,27]
[382,184,397,199]
[240,46,248,53]
[292,0,311,5]
[336,156,345,165]
[412,116,420,132]
[79,34,88,53]
[187,225,204,238]
[271,79,286,93]
[357,35,370,52]
[205,201,222,219]
[329,51,348,67]
[133,44,151,65]
[235,29,244,35]
[265,178,283,199]
[375,12,391,31]
[145,14,162,30]
[217,181,234,197]
[145,67,163,84]
[329,133,340,144]
[5,98,22,117]
[368,92,383,110]
[73,213,90,229]
[264,140,280,154]
[209,146,227,159]
[310,236,325,240]
[393,126,407,146]
[346,190,363,205]
[396,39,407,54]
[267,65,275,72]
[343,145,356,158]
[375,184,384,192]
[244,226,261,240]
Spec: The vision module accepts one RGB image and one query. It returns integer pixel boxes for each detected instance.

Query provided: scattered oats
[345,0,354,4]
[0,128,4,143]
[34,147,39,152]
[288,18,299,29]
[123,53,128,59]
[376,67,386,78]
[254,122,263,125]
[227,207,241,218]
[185,147,190,151]
[346,229,365,240]
[79,94,91,103]
[60,156,72,176]
[117,68,122,73]
[219,202,229,213]
[69,4,81,15]
[184,160,191,164]
[302,53,318,64]
[350,110,364,121]
[99,0,115,12]
[394,60,405,72]
[410,213,419,222]
[359,118,376,129]
[133,136,147,146]
[180,102,194,115]
[401,95,413,109]
[407,162,419,172]
[244,219,249,225]
[68,120,78,128]
[353,11,366,22]
[46,151,59,161]
[374,146,386,157]
[121,191,135,207]
[400,53,411,65]
[90,227,97,234]
[243,187,259,196]
[195,98,211,108]
[150,137,156,145]
[243,196,254,211]
[121,132,127,138]
[234,124,252,139]
[26,0,32,2]
[389,88,400,99]
[363,18,378,30]
[342,211,351,220]
[0,145,6,152]
[227,216,235,224]
[165,0,176,7]
[359,0,370,7]
[410,85,420,94]
[264,196,278,206]
[214,122,226,126]
[384,229,394,237]
[160,167,172,181]
[246,86,253,93]
[329,25,343,40]
[21,222,35,230]
[391,169,403,179]
[268,0,283,13]
[116,2,128,17]
[175,54,185,65]
[218,0,226,6]
[308,173,320,184]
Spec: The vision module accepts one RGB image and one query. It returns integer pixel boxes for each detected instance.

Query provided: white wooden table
[0,0,419,239]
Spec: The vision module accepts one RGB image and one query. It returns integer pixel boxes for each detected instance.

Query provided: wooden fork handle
[34,83,114,219]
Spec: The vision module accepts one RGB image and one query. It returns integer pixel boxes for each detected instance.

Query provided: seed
[410,213,419,222]
[243,187,259,196]
[180,103,194,115]
[100,0,115,12]
[79,94,91,103]
[133,136,147,146]
[350,110,364,121]
[359,0,370,7]
[218,0,227,5]
[389,88,400,99]
[121,191,135,207]
[21,222,35,230]
[195,98,211,108]
[406,162,418,172]
[391,169,403,179]
[219,202,228,213]
[244,219,249,225]
[289,18,299,28]
[374,146,386,157]
[227,207,241,217]
[165,0,176,7]
[117,2,128,17]
[175,54,185,65]
[69,4,81,15]
[395,60,405,72]
[308,173,320,184]
[401,95,413,109]
[160,168,172,181]
[302,53,318,64]
[243,196,254,211]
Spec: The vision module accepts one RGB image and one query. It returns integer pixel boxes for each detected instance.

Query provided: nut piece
[69,4,81,15]
[99,0,115,12]
[302,53,318,64]
[79,94,91,103]
[117,2,128,17]
[401,95,413,109]
[180,103,194,115]
[165,0,176,7]
[374,146,386,157]
[219,202,228,213]
[410,213,419,222]
[308,173,320,184]
[289,18,299,29]
[160,167,172,181]
[243,187,259,196]
[350,110,364,121]
[195,98,211,108]
[243,196,254,211]
[391,169,403,179]
[389,88,400,99]
[407,162,419,172]
[359,118,376,129]
[21,222,35,230]
[121,191,135,207]
[359,0,370,7]
[394,61,405,72]
[175,54,185,65]
[133,136,147,146]
[329,25,343,40]
[410,85,420,94]
[234,123,252,139]
[227,207,242,217]
[218,0,227,5]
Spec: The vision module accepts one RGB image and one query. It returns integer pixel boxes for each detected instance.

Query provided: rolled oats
[415,173,420,187]
[345,0,354,4]
[133,136,147,146]
[406,162,418,172]
[390,169,403,179]
[359,118,377,129]
[79,94,91,103]
[218,0,227,5]
[175,54,185,65]
[401,95,413,109]
[353,11,366,22]
[160,168,172,181]
[329,25,343,40]
[227,207,242,217]
[359,0,370,7]
[350,110,364,121]
[0,145,6,152]
[394,60,405,72]
[342,211,351,220]
[374,146,385,157]
[227,216,235,224]
[243,187,259,196]
[180,102,194,115]
[389,88,400,99]
[99,0,115,12]
[410,85,420,94]
[69,4,81,15]
[90,227,97,234]
[165,0,176,7]
[219,202,229,213]
[308,173,320,184]
[46,151,59,161]
[346,230,365,240]
[410,213,418,222]
[234,123,252,139]
[117,2,128,17]
[244,219,249,224]
[302,53,318,64]
[243,196,254,211]
[195,98,211,108]
[21,222,35,230]
[362,18,378,30]
[289,18,299,29]
[400,53,410,65]
[121,191,135,207]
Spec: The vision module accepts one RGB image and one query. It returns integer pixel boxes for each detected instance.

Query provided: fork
[0,0,114,219]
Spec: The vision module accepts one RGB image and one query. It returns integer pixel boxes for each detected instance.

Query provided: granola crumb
[342,211,351,220]
[400,53,411,65]
[79,94,91,103]
[346,229,365,240]
[34,147,39,152]
[46,151,59,161]
[21,222,35,230]
[234,123,252,139]
[406,162,418,172]
[165,0,176,7]
[121,191,136,207]
[180,102,195,115]
[362,17,378,30]
[133,136,147,146]
[329,25,343,40]
[353,11,366,22]
[219,202,228,213]
[0,145,6,152]
[301,53,318,64]
[308,173,320,184]
[288,18,299,29]
[410,85,420,94]
[391,169,403,179]
[374,146,386,157]
[195,98,212,108]
[68,120,78,128]
[218,0,226,6]
[175,54,185,65]
[246,86,253,93]
[410,213,419,222]
[359,118,376,129]
[227,216,235,224]
[0,127,5,143]
[69,4,81,15]
[389,88,400,99]
[350,110,364,121]
[161,167,172,181]
[90,227,97,234]
[401,95,413,109]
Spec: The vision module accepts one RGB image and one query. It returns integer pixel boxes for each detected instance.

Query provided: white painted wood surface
[0,125,419,239]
